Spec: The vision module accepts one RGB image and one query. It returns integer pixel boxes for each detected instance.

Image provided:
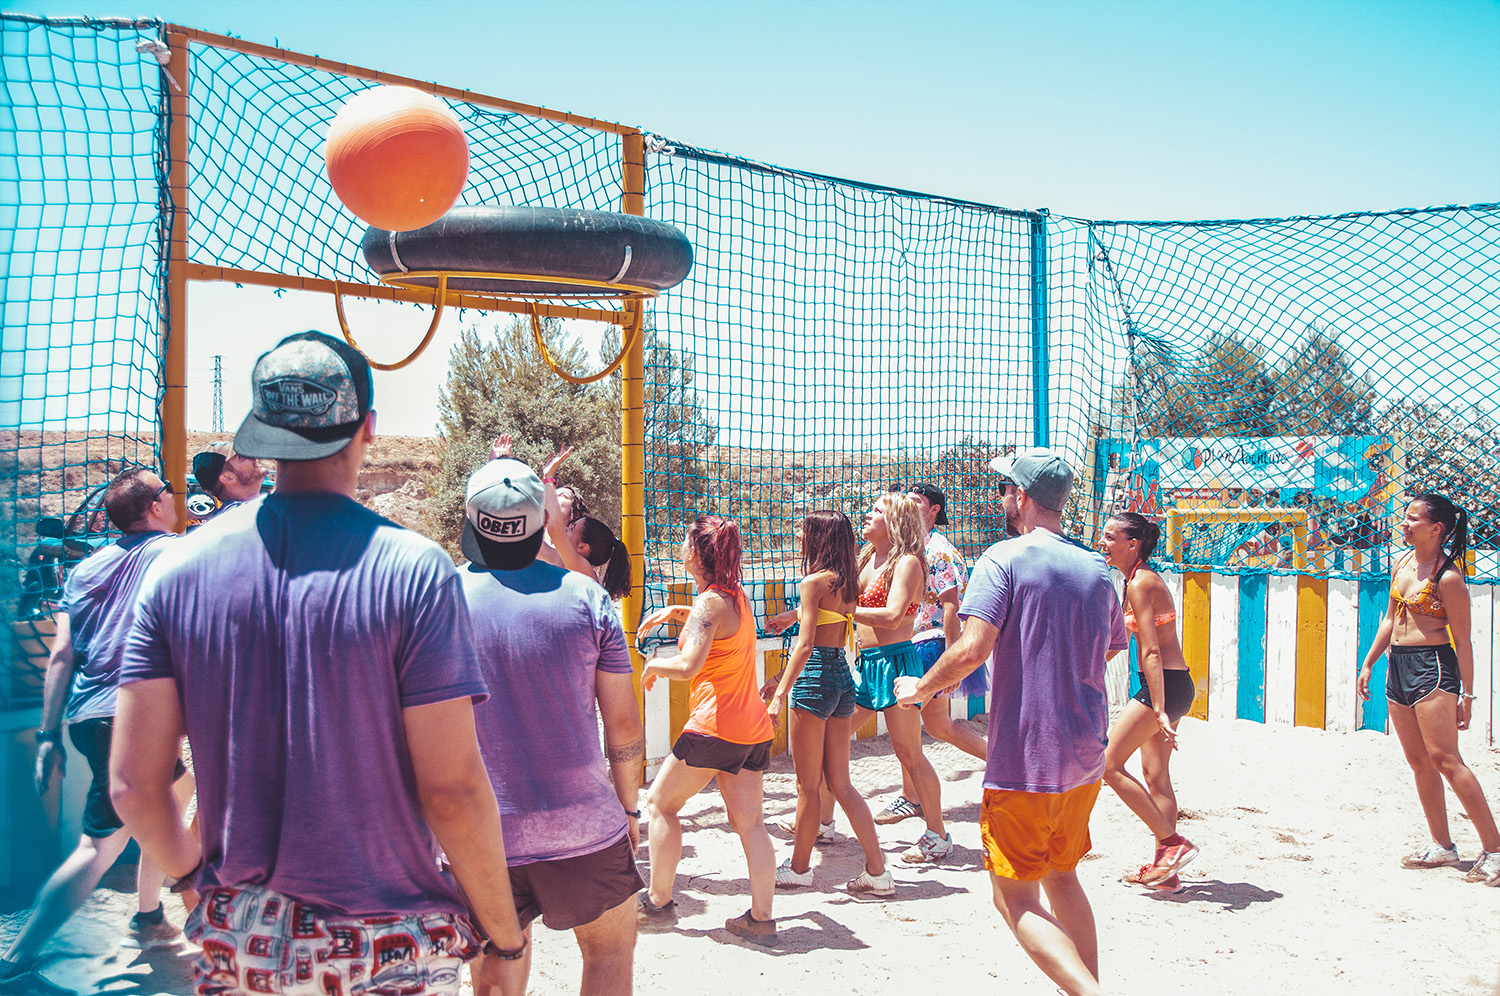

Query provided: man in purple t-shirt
[112,332,527,996]
[458,455,645,994]
[897,448,1126,996]
[1,468,181,994]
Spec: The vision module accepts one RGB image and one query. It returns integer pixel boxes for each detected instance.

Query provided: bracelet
[1459,692,1477,701]
[483,936,529,961]
[624,809,641,819]
[542,477,557,484]
[34,728,61,744]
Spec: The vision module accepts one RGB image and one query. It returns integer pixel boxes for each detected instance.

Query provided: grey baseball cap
[460,458,546,568]
[234,332,373,461]
[988,447,1075,511]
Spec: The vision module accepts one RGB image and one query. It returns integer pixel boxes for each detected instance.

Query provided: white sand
[5,717,1498,995]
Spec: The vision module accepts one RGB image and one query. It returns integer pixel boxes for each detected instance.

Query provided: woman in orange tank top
[638,515,778,945]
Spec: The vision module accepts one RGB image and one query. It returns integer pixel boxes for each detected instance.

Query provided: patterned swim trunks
[186,884,480,995]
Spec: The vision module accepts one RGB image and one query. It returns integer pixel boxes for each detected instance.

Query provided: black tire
[361,205,693,296]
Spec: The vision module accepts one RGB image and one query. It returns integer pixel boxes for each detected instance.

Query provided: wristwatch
[35,728,60,744]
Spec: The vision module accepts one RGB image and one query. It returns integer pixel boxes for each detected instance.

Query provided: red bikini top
[858,570,918,615]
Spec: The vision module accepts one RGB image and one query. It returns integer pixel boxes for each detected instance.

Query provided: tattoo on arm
[605,734,645,763]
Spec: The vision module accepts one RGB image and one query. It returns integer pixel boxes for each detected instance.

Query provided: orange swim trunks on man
[980,780,1102,881]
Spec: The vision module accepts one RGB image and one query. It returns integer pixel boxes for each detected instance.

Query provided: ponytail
[580,517,632,600]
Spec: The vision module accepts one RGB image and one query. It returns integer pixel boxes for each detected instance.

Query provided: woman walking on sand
[1098,512,1199,893]
[637,515,780,944]
[1359,494,1500,885]
[849,493,952,864]
[762,511,892,897]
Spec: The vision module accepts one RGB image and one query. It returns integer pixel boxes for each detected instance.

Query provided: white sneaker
[901,829,953,864]
[1463,850,1500,885]
[775,858,814,888]
[846,867,894,898]
[774,817,836,842]
[1401,842,1461,869]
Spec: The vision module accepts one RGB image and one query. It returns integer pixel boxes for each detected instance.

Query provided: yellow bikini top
[813,606,859,659]
[1391,554,1448,621]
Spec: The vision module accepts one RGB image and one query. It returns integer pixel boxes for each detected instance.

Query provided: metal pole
[162,31,190,529]
[620,132,647,724]
[1029,209,1050,448]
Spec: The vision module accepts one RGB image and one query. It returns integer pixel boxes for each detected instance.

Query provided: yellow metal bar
[665,583,693,745]
[1182,571,1211,720]
[184,264,626,324]
[619,131,649,759]
[764,580,788,757]
[162,32,190,531]
[382,270,659,300]
[166,25,640,137]
[1295,575,1328,728]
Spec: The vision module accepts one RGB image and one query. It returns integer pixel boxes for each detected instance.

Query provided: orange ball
[324,85,469,232]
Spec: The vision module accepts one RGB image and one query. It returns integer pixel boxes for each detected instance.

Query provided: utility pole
[212,355,223,432]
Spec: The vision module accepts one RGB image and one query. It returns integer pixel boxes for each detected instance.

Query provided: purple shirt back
[60,531,175,723]
[961,530,1127,794]
[121,494,487,917]
[462,561,632,864]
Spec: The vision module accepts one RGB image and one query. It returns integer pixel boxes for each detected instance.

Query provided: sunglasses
[155,480,175,500]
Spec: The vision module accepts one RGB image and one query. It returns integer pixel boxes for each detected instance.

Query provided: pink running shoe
[1148,874,1183,894]
[1142,838,1199,884]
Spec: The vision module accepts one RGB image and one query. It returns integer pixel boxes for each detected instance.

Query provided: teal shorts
[855,640,923,711]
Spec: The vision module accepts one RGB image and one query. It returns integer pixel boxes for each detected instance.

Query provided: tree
[425,316,621,559]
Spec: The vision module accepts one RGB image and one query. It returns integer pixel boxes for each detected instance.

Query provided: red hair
[686,514,743,594]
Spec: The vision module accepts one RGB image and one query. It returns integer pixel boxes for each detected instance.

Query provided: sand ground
[5,717,1499,995]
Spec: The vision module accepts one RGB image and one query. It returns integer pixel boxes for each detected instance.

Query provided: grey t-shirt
[60,531,176,723]
[122,493,487,917]
[463,560,632,864]
[961,530,1127,794]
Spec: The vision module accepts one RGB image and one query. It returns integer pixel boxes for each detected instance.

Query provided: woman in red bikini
[1358,494,1499,884]
[849,493,953,864]
[1099,512,1199,892]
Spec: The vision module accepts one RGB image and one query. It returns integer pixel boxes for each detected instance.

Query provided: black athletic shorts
[69,717,125,839]
[1386,643,1461,708]
[1131,669,1197,724]
[672,731,771,774]
[508,834,644,931]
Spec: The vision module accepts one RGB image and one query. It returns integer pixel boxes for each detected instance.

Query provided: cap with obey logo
[234,331,373,461]
[988,447,1075,511]
[907,482,949,526]
[461,458,546,569]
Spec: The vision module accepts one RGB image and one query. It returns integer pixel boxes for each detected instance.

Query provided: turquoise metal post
[1028,209,1049,447]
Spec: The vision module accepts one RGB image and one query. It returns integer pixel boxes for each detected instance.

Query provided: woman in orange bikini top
[1098,512,1200,891]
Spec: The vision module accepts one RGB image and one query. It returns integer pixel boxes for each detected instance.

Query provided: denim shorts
[789,646,857,720]
[855,640,923,711]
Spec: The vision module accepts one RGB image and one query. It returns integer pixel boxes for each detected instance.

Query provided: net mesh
[5,16,1499,706]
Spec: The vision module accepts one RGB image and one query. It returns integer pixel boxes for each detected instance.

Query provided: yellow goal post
[1163,507,1310,572]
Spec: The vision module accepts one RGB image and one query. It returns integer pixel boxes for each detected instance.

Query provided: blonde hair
[858,492,929,583]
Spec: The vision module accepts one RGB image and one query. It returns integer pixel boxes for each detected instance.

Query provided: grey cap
[460,458,546,568]
[988,447,1075,511]
[234,332,373,461]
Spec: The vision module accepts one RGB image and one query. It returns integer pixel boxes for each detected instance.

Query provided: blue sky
[10,0,1499,436]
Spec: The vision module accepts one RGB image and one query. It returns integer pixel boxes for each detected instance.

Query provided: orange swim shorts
[980,780,1102,881]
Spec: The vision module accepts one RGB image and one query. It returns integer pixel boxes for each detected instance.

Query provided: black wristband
[483,936,528,961]
[624,809,641,819]
[35,728,61,744]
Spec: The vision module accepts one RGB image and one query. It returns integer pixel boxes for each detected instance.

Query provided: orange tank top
[684,589,773,745]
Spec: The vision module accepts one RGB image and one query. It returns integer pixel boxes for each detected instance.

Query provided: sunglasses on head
[155,480,175,500]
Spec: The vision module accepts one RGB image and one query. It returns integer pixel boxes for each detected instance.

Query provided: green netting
[6,15,1499,700]
[3,15,167,709]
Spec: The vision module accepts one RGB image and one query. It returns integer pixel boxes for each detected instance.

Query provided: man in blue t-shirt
[113,332,527,996]
[897,448,1126,996]
[0,469,182,994]
[458,454,645,994]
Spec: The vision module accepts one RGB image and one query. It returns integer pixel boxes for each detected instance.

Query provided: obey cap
[460,458,546,569]
[234,331,373,461]
[907,482,949,526]
[988,447,1075,511]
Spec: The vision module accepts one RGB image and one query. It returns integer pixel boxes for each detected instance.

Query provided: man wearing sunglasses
[1,468,182,994]
[186,444,267,530]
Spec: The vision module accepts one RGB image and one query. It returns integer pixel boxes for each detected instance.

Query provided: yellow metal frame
[1163,506,1310,572]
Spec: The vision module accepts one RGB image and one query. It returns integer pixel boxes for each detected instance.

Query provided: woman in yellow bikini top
[761,511,891,893]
